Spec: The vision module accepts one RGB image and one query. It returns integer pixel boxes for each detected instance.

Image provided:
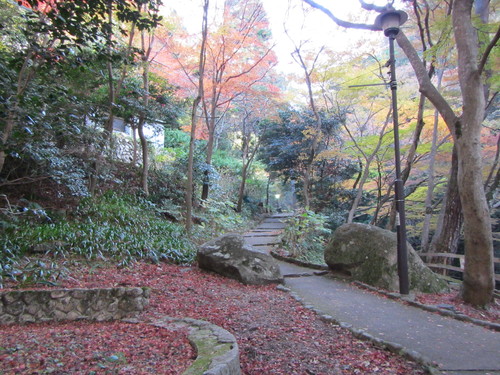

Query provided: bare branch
[0,176,49,187]
[302,0,380,31]
[485,91,498,114]
[359,0,386,13]
[478,24,500,76]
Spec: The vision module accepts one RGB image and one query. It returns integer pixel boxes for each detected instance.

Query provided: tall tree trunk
[137,116,149,195]
[371,157,385,225]
[265,174,271,211]
[104,0,115,140]
[428,146,463,257]
[352,159,363,190]
[201,94,217,201]
[289,45,324,209]
[138,18,154,196]
[201,126,215,201]
[396,29,493,305]
[131,127,138,165]
[236,128,249,213]
[303,168,312,209]
[453,0,493,306]
[236,123,261,213]
[185,0,209,232]
[236,166,248,213]
[421,69,444,251]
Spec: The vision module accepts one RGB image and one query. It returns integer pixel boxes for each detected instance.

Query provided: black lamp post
[375,7,409,295]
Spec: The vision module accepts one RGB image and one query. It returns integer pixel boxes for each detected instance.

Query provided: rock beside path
[198,233,283,285]
[324,223,448,293]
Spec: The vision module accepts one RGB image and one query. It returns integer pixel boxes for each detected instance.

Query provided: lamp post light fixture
[375,7,410,295]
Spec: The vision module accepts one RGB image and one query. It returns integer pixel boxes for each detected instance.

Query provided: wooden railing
[420,252,500,284]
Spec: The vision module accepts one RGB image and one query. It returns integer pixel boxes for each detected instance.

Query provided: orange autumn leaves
[150,0,279,140]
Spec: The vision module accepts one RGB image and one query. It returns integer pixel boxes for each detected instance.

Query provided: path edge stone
[351,281,500,332]
[273,253,500,332]
[274,284,442,375]
[152,316,241,375]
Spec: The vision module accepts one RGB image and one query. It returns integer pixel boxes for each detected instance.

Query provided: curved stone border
[272,253,500,332]
[0,287,149,324]
[275,284,441,375]
[152,316,240,375]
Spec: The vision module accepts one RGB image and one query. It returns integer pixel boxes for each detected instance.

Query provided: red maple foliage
[1,262,427,375]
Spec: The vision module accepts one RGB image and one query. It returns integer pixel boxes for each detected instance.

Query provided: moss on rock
[324,223,448,293]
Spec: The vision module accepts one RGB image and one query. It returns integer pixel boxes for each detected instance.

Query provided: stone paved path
[245,214,500,375]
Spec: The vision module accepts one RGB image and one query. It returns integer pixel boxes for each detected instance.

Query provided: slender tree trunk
[137,116,149,194]
[236,125,262,213]
[104,0,115,139]
[371,157,385,224]
[132,127,138,165]
[201,94,217,201]
[138,19,155,196]
[421,70,444,251]
[346,109,391,223]
[291,46,324,209]
[352,159,363,190]
[236,164,248,213]
[348,163,370,223]
[201,126,215,201]
[91,1,117,196]
[186,0,209,232]
[236,128,249,213]
[302,167,312,209]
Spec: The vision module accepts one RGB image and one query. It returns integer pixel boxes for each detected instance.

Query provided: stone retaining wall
[0,287,149,325]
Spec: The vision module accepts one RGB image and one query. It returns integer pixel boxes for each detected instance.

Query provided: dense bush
[1,193,196,286]
[281,210,331,265]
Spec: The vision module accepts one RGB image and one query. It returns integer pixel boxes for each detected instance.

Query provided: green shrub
[281,210,332,264]
[1,193,196,286]
[191,198,249,240]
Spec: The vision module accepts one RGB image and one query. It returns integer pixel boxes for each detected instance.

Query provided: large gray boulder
[325,223,448,293]
[198,233,283,285]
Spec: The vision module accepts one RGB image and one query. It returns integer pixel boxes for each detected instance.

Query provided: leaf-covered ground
[414,292,499,323]
[1,262,427,375]
[0,320,194,374]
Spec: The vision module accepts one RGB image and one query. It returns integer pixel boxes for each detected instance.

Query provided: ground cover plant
[0,193,197,287]
[1,261,427,375]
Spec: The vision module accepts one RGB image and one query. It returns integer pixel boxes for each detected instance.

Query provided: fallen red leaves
[0,320,194,374]
[414,292,499,324]
[1,262,427,375]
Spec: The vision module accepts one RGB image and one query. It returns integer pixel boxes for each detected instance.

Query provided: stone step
[244,237,281,246]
